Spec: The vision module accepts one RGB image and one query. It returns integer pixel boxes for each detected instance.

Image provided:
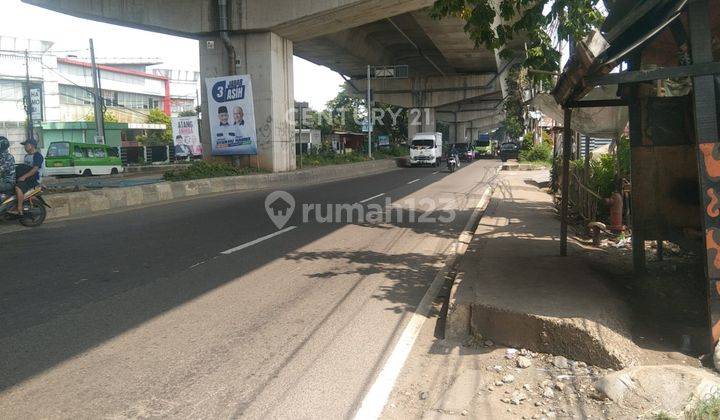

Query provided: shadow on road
[0,163,495,399]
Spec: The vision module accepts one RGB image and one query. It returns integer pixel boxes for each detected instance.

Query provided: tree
[430,1,604,140]
[84,110,119,123]
[179,110,197,117]
[324,88,365,133]
[143,109,173,145]
[319,88,409,143]
[429,0,604,76]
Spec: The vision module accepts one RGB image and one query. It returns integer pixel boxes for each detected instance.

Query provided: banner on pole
[205,75,258,155]
[171,116,202,157]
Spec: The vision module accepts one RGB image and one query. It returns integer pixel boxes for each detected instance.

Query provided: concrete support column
[408,107,436,141]
[455,122,469,144]
[199,32,296,172]
[469,128,480,143]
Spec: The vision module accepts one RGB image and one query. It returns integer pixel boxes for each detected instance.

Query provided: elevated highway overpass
[24,0,510,171]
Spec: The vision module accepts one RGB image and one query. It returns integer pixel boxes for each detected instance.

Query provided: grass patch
[163,161,267,181]
[688,395,720,420]
[300,152,370,167]
[300,147,407,167]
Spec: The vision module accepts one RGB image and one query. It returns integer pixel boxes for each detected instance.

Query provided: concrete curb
[502,162,548,171]
[444,185,496,341]
[44,159,402,220]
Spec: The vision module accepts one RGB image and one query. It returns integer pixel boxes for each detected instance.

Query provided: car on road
[498,142,520,162]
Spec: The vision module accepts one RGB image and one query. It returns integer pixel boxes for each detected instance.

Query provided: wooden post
[552,131,560,191]
[584,135,591,182]
[560,107,573,256]
[575,132,581,160]
[688,0,720,356]
[626,53,646,274]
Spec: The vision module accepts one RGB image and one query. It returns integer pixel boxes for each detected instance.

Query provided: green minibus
[45,142,124,176]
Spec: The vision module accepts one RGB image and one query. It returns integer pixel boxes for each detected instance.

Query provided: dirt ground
[382,179,710,419]
[381,271,704,420]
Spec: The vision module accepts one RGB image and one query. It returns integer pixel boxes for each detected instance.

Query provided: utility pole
[23,50,33,141]
[89,39,105,144]
[366,65,372,158]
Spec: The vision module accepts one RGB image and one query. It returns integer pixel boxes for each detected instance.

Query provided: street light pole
[366,65,372,158]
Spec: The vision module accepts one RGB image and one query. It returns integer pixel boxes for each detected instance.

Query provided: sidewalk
[381,170,708,419]
[446,170,640,369]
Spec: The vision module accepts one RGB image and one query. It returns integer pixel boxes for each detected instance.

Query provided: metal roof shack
[553,0,720,360]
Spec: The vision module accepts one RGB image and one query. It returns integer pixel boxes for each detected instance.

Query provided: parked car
[498,142,520,162]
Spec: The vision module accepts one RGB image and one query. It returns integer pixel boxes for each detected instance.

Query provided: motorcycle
[446,153,458,173]
[0,185,50,227]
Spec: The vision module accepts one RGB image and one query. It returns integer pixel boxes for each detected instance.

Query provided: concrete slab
[446,170,641,369]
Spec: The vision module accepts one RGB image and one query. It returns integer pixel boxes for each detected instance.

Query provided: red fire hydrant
[604,192,624,233]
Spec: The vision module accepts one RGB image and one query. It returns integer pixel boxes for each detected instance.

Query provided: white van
[409,132,443,167]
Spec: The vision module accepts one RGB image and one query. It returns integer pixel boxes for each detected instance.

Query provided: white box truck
[409,132,443,167]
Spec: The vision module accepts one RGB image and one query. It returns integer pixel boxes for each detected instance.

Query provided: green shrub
[521,132,534,150]
[541,131,553,147]
[302,152,369,167]
[617,135,631,178]
[374,145,408,158]
[520,142,552,163]
[163,161,266,181]
[589,154,616,198]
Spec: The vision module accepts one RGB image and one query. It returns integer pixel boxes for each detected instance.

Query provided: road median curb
[44,159,402,220]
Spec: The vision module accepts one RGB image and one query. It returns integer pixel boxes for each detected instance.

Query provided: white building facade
[0,35,199,160]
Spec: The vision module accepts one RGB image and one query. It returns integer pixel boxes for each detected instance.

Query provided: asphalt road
[0,159,500,419]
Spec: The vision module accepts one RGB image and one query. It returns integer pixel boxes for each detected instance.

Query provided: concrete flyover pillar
[200,32,296,172]
[456,122,470,143]
[469,128,480,143]
[407,108,436,141]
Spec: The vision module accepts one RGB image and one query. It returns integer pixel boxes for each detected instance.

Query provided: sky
[1,0,344,110]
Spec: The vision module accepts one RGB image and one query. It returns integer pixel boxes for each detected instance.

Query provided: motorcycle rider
[14,138,43,216]
[448,144,460,166]
[0,136,15,202]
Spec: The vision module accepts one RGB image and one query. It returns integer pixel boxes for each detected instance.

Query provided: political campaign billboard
[205,75,258,155]
[171,116,202,157]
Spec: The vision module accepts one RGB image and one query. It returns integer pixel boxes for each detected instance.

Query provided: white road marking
[406,179,420,185]
[221,226,297,255]
[432,171,439,174]
[353,185,494,420]
[359,193,385,204]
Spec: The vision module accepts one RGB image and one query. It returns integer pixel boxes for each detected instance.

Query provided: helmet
[0,136,9,153]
